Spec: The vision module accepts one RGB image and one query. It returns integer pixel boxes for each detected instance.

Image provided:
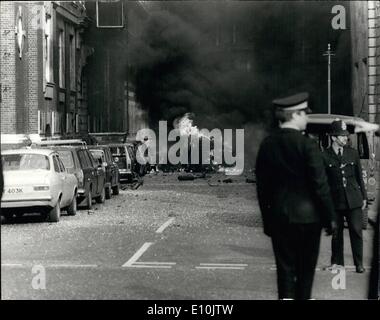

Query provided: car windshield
[56,151,75,169]
[2,154,50,171]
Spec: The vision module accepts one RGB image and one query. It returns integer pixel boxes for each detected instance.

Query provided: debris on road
[178,172,206,181]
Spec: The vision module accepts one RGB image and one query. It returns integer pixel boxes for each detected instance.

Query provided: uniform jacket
[255,128,336,236]
[322,146,367,210]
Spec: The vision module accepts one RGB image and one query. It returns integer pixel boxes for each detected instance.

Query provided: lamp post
[323,43,335,114]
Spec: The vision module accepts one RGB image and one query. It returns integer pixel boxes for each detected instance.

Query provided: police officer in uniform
[256,92,337,300]
[323,119,367,273]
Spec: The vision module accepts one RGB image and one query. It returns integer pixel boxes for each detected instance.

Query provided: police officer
[323,119,367,273]
[256,92,337,300]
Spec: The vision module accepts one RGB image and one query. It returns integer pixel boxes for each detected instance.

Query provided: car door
[52,155,65,205]
[86,149,101,195]
[57,156,73,206]
[77,149,94,196]
[105,148,115,185]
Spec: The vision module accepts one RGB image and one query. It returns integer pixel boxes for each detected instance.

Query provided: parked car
[88,145,120,198]
[306,113,380,229]
[1,134,42,151]
[37,145,107,209]
[108,143,138,183]
[34,139,87,147]
[1,148,78,222]
[88,132,128,145]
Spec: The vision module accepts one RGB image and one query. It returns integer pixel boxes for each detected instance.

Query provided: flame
[174,113,208,138]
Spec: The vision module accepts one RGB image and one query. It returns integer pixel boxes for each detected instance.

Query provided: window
[105,149,112,162]
[85,150,96,167]
[58,157,66,172]
[96,1,124,28]
[90,150,104,164]
[44,10,52,83]
[58,29,65,88]
[77,150,90,168]
[69,34,76,91]
[57,151,75,169]
[53,156,60,172]
[2,154,50,171]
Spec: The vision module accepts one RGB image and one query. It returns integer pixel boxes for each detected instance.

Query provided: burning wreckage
[134,114,253,184]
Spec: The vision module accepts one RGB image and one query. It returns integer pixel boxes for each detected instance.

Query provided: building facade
[82,0,149,138]
[0,0,149,140]
[0,1,92,138]
[350,1,380,156]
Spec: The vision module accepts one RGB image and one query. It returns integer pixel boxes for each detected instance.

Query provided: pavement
[1,172,376,300]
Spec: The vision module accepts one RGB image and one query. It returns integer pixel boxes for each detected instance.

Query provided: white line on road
[199,263,248,267]
[134,261,176,265]
[48,264,98,268]
[1,263,23,267]
[122,242,154,267]
[125,265,173,269]
[156,217,175,234]
[196,266,246,270]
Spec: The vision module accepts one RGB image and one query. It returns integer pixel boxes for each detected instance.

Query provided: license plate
[7,187,23,194]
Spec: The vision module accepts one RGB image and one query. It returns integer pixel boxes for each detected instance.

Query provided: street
[1,172,374,300]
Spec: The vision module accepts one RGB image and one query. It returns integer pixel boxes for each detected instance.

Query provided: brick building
[0,1,92,138]
[350,1,380,155]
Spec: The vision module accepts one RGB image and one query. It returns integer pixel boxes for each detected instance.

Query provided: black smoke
[129,1,352,134]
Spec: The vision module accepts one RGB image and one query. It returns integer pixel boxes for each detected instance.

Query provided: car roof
[307,113,365,125]
[2,148,56,156]
[108,143,134,147]
[89,132,127,136]
[36,139,86,146]
[307,113,379,133]
[38,145,85,151]
[87,145,110,149]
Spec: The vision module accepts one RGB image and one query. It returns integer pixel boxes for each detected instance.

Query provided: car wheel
[86,190,93,210]
[48,200,61,223]
[112,184,120,195]
[67,194,77,216]
[96,187,106,204]
[105,186,112,200]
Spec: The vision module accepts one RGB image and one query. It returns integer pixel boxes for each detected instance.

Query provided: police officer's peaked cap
[329,119,350,136]
[272,92,311,112]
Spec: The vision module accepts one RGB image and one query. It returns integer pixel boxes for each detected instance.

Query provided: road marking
[156,217,175,234]
[1,263,23,267]
[197,263,247,270]
[134,261,176,265]
[48,264,98,268]
[125,264,173,269]
[199,263,248,267]
[196,266,245,270]
[122,242,154,267]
